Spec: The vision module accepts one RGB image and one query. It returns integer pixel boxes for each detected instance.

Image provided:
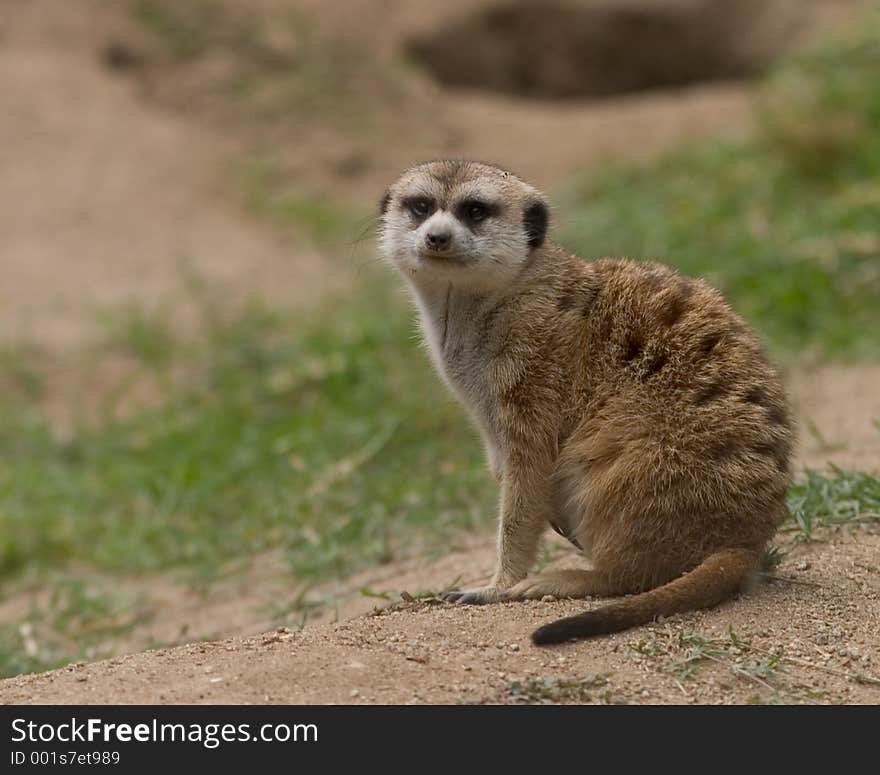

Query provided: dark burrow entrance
[406,0,795,100]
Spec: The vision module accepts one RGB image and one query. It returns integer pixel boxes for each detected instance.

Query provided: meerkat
[379,160,793,645]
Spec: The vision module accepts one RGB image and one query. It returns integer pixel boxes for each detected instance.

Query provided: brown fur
[379,161,794,644]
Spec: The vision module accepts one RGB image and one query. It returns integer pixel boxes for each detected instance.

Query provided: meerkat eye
[467,203,488,221]
[404,196,433,220]
[458,199,496,224]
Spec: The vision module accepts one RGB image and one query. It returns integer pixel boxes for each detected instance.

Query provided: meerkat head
[379,160,549,291]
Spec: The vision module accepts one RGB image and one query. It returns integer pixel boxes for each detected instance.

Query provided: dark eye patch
[402,196,435,221]
[456,199,500,226]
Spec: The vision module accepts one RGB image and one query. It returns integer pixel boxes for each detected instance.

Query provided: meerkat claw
[442,587,508,605]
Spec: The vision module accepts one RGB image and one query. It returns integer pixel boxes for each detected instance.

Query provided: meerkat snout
[424,228,451,252]
[420,211,458,255]
[378,159,794,644]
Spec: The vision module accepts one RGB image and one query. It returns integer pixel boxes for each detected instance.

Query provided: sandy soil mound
[2,523,878,705]
[0,0,343,353]
[791,365,880,475]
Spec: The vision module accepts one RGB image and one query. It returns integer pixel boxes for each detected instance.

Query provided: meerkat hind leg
[508,569,629,600]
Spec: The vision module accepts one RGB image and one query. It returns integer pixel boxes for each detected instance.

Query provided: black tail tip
[531,621,573,646]
[532,612,615,645]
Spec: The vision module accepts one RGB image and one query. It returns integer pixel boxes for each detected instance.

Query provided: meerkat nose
[425,231,452,251]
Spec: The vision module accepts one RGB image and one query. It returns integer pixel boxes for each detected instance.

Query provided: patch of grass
[131,0,401,128]
[95,302,177,369]
[269,193,368,244]
[0,578,152,677]
[0,275,494,586]
[131,0,217,61]
[0,343,44,400]
[558,140,880,360]
[0,274,875,586]
[632,629,792,702]
[633,625,880,703]
[785,467,880,540]
[761,545,784,572]
[505,675,608,704]
[668,631,782,685]
[0,619,67,679]
[764,468,880,568]
[558,15,880,360]
[241,157,371,245]
[760,10,880,177]
[259,585,324,631]
[666,632,736,682]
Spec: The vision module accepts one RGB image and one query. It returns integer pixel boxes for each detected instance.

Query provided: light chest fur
[406,276,507,470]
[407,272,587,547]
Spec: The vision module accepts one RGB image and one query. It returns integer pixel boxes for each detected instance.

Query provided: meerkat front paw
[442,586,509,605]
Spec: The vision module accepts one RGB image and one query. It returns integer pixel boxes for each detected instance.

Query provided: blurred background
[1,0,878,679]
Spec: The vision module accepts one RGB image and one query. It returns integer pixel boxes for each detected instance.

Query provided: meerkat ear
[523,199,549,250]
[379,189,392,215]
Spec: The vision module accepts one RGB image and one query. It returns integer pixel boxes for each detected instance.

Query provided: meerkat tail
[531,548,760,645]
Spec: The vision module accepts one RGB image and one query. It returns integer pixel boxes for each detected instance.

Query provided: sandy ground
[0,0,344,354]
[2,522,879,705]
[790,365,880,475]
[0,0,763,353]
[3,0,863,350]
[1,0,878,704]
